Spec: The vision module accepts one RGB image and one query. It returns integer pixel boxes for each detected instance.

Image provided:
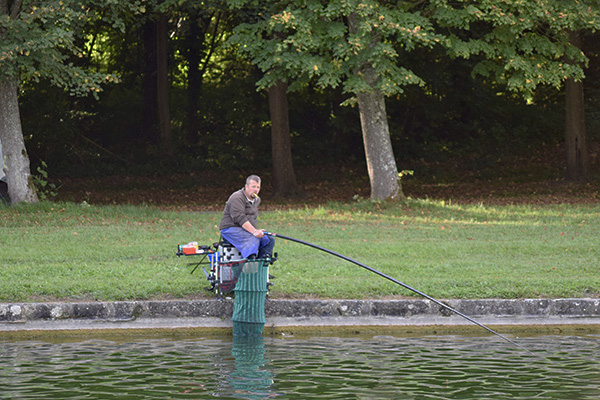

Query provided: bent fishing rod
[265,232,531,354]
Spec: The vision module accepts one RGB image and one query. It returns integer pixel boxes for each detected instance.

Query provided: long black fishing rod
[266,232,531,354]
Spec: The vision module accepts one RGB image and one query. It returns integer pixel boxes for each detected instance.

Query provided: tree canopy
[434,0,600,94]
[230,0,600,99]
[0,0,146,95]
[227,0,600,199]
[1,0,599,204]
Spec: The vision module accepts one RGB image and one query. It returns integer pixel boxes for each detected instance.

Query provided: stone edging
[1,298,599,332]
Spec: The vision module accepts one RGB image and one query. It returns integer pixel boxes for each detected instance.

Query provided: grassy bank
[0,200,598,302]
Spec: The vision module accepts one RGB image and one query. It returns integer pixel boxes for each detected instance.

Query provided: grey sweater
[219,188,260,230]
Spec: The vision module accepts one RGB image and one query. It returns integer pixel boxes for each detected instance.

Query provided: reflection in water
[228,322,275,399]
[0,334,599,399]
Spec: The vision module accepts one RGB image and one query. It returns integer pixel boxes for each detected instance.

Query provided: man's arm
[241,221,264,238]
[229,194,264,238]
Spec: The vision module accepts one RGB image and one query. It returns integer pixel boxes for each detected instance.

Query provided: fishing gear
[266,232,531,354]
[177,237,276,298]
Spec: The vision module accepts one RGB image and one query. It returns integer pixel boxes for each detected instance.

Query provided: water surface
[1,333,598,399]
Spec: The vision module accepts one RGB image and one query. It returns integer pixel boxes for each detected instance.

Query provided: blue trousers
[221,227,275,259]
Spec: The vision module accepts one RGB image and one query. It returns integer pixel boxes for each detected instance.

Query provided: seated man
[219,175,275,259]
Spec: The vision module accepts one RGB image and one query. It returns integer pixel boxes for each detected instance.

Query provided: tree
[230,0,439,201]
[0,0,142,204]
[141,16,159,147]
[228,2,304,198]
[347,11,408,201]
[0,76,35,203]
[156,12,174,157]
[268,79,300,197]
[231,0,600,197]
[176,2,229,147]
[141,0,238,159]
[433,0,600,182]
[565,30,589,181]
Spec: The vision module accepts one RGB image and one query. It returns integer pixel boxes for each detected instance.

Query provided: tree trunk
[156,14,173,157]
[268,80,300,197]
[347,13,403,201]
[0,77,39,204]
[140,18,159,147]
[355,64,403,201]
[565,30,589,182]
[184,10,207,147]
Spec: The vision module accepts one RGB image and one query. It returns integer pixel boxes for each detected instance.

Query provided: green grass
[0,199,598,302]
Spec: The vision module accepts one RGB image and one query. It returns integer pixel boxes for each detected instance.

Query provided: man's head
[244,175,261,199]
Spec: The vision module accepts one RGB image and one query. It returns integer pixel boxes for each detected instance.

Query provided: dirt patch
[55,169,600,210]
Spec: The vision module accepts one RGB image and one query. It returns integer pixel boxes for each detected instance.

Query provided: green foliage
[7,0,600,179]
[385,42,565,172]
[32,161,60,201]
[0,0,145,97]
[229,0,441,95]
[228,0,600,98]
[433,0,600,95]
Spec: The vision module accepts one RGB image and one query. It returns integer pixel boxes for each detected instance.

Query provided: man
[219,175,275,259]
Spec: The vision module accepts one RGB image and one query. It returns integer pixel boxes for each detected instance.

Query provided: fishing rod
[265,232,531,354]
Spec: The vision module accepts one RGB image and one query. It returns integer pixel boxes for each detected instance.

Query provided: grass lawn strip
[0,200,598,302]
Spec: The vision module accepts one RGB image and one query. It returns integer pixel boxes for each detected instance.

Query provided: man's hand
[252,229,265,238]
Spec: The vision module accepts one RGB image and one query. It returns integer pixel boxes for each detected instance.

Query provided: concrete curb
[1,298,599,332]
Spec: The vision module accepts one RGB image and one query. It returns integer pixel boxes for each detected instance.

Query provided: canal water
[1,333,598,399]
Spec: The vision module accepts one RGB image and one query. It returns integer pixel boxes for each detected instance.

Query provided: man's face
[245,180,261,198]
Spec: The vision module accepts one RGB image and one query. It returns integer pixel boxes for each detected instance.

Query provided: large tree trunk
[355,64,403,201]
[347,13,403,201]
[156,14,173,157]
[565,30,589,182]
[0,78,38,204]
[268,80,300,197]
